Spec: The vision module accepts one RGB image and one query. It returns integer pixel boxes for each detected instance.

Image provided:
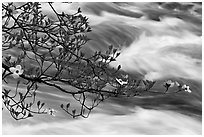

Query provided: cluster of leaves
[2,79,46,120]
[2,2,184,120]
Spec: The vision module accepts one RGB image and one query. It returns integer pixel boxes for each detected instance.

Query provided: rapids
[2,2,202,135]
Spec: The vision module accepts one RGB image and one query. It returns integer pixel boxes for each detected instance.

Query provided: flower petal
[12,73,19,79]
[18,69,24,75]
[9,67,16,73]
[182,85,187,89]
[188,90,192,93]
[16,65,22,70]
[169,83,175,87]
[175,81,180,86]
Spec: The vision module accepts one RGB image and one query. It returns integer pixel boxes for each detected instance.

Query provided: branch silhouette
[2,2,188,120]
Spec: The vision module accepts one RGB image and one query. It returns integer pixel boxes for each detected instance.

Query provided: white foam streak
[106,15,202,81]
[3,107,201,135]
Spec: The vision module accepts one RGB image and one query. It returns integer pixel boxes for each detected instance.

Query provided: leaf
[7,100,10,106]
[28,113,33,117]
[101,54,106,59]
[78,7,81,13]
[143,80,148,86]
[19,92,23,100]
[72,109,76,115]
[8,35,13,41]
[6,56,11,62]
[105,50,110,55]
[11,108,15,113]
[135,80,141,87]
[108,45,113,51]
[117,65,121,70]
[4,89,11,95]
[148,81,156,89]
[23,110,26,116]
[113,48,117,54]
[87,27,91,32]
[60,104,64,108]
[116,52,120,58]
[41,103,45,108]
[27,85,31,90]
[110,57,116,62]
[37,101,40,107]
[25,103,29,109]
[3,101,7,106]
[66,103,70,109]
[15,111,19,117]
[33,92,36,97]
[80,52,85,57]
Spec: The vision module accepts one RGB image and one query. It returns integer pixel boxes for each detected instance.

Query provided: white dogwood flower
[47,108,57,116]
[182,84,192,93]
[164,80,175,88]
[9,65,24,79]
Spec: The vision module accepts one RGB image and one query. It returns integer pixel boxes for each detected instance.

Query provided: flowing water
[2,2,202,135]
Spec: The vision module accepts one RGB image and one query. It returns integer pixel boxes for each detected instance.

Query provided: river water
[2,2,202,135]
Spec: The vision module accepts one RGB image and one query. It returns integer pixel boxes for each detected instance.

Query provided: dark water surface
[2,2,202,134]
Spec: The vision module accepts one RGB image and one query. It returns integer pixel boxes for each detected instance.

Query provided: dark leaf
[148,81,156,89]
[41,103,45,108]
[60,104,64,108]
[110,57,116,62]
[37,101,40,107]
[80,52,85,57]
[11,108,15,113]
[113,48,117,54]
[27,85,31,90]
[106,50,110,55]
[117,65,121,70]
[7,100,10,106]
[3,101,7,106]
[143,80,148,86]
[15,112,19,117]
[19,92,23,100]
[33,92,36,97]
[28,113,33,117]
[23,110,26,116]
[25,103,29,109]
[66,103,70,109]
[116,52,120,58]
[72,109,76,115]
[87,27,91,32]
[78,7,81,13]
[4,89,11,95]
[108,45,113,51]
[6,56,11,61]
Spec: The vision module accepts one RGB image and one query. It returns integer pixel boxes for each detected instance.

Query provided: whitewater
[2,2,202,135]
